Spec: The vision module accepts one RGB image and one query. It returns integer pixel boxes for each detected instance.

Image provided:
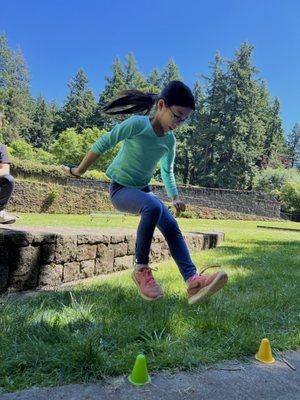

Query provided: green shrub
[279,182,300,214]
[35,148,57,164]
[49,128,82,165]
[252,168,300,196]
[9,140,36,160]
[166,206,196,219]
[48,185,61,201]
[11,156,65,176]
[179,210,194,218]
[8,140,56,165]
[84,169,109,181]
[49,127,119,170]
[10,156,110,182]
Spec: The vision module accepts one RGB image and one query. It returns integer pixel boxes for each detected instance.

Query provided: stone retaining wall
[8,180,114,215]
[11,169,280,218]
[170,187,279,218]
[0,227,224,294]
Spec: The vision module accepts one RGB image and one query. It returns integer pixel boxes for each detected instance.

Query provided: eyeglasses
[168,106,189,125]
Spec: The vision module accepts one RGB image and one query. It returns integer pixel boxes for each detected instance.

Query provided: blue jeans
[109,181,197,281]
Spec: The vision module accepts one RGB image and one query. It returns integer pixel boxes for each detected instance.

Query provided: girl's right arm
[62,151,100,177]
[91,115,138,154]
[62,116,139,177]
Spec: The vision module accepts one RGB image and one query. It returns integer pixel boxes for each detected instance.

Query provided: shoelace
[139,266,158,285]
[198,265,221,275]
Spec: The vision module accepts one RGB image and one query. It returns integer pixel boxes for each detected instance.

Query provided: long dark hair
[101,80,195,115]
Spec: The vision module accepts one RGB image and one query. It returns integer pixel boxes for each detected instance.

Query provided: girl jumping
[63,80,228,305]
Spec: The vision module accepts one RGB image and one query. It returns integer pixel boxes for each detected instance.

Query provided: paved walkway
[1,351,299,400]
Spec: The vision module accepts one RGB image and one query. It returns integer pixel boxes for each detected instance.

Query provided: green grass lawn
[0,214,299,393]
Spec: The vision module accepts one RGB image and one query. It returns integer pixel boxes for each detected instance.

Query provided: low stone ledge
[0,226,224,294]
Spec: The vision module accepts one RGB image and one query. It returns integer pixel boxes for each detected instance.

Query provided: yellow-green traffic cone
[128,354,151,385]
[255,338,275,364]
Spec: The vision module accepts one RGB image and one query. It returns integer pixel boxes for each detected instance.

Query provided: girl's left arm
[160,147,178,199]
[160,149,186,212]
[160,138,186,212]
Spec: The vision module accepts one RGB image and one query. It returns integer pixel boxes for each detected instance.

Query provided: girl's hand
[172,198,186,212]
[61,165,82,178]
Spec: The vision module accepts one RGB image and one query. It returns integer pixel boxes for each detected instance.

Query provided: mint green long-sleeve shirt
[91,115,178,198]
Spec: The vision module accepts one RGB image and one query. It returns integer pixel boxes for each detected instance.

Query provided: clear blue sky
[1,0,299,133]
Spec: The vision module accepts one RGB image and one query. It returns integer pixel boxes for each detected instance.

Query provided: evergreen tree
[84,89,98,127]
[0,34,32,142]
[175,81,207,184]
[188,80,210,185]
[59,69,97,132]
[214,44,266,188]
[263,97,285,161]
[253,81,272,168]
[160,59,181,87]
[287,123,300,166]
[97,57,127,128]
[99,58,127,106]
[27,95,53,148]
[49,100,63,140]
[146,68,161,92]
[199,52,228,187]
[124,53,147,90]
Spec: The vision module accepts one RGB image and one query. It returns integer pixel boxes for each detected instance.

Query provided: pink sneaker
[132,267,164,301]
[187,266,228,305]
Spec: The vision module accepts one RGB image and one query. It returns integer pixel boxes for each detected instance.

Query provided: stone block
[95,244,114,274]
[153,235,164,243]
[0,230,34,246]
[77,234,110,245]
[8,245,40,290]
[80,260,95,278]
[114,242,128,257]
[150,243,163,261]
[40,244,56,264]
[76,244,97,261]
[202,234,211,250]
[110,235,125,244]
[32,233,56,245]
[56,235,77,263]
[63,261,80,282]
[126,235,136,255]
[114,255,134,271]
[39,263,63,286]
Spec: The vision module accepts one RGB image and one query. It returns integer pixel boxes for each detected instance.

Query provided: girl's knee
[143,202,163,218]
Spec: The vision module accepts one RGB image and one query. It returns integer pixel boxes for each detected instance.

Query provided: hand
[61,165,82,178]
[172,198,186,213]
